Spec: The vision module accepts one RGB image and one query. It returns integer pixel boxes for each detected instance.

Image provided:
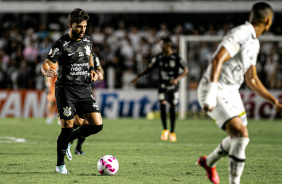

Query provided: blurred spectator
[156,23,170,39]
[264,52,279,89]
[17,60,31,89]
[0,12,281,90]
[91,27,105,45]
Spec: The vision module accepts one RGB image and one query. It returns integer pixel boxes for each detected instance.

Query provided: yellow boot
[169,132,177,142]
[161,129,169,141]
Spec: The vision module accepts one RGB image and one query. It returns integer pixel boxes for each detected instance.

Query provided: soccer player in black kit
[41,8,103,174]
[132,38,188,142]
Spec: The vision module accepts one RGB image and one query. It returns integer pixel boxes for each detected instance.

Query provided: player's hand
[169,79,179,85]
[130,77,138,84]
[46,68,57,77]
[203,104,215,112]
[203,96,217,113]
[90,70,99,81]
[274,102,282,113]
[96,70,103,80]
[202,82,218,112]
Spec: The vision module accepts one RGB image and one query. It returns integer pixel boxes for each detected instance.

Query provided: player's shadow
[0,171,51,174]
[77,173,100,176]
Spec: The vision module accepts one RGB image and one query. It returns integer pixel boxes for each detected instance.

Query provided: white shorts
[197,77,247,129]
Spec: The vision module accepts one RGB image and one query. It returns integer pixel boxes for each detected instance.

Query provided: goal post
[178,35,282,120]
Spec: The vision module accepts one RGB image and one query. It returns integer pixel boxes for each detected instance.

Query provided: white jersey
[204,21,260,90]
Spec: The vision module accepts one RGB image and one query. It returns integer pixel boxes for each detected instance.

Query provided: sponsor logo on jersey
[68,52,75,56]
[63,41,71,47]
[63,106,72,117]
[83,38,90,42]
[169,60,176,68]
[79,52,84,57]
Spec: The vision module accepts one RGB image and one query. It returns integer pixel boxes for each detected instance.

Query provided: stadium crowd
[0,13,281,90]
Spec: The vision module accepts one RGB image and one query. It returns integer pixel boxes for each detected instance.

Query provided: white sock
[206,136,231,167]
[228,137,250,184]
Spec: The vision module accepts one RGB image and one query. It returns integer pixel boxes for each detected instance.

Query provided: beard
[72,30,83,39]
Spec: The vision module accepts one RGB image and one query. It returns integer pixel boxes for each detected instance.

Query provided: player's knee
[62,119,74,128]
[160,101,166,105]
[86,124,103,137]
[240,126,249,137]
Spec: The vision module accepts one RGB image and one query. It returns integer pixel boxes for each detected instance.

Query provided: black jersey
[150,53,187,92]
[47,34,92,86]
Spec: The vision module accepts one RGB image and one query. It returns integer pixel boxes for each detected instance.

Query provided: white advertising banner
[0,89,281,119]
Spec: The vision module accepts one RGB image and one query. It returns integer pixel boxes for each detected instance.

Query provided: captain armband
[89,66,95,72]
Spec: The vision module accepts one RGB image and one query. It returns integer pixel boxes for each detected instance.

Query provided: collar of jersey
[245,21,257,39]
[66,33,83,42]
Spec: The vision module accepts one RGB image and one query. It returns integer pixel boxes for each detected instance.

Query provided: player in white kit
[197,2,282,184]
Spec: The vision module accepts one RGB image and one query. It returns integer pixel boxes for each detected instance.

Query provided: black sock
[160,104,167,130]
[170,107,176,133]
[57,128,73,166]
[76,137,86,150]
[69,124,103,143]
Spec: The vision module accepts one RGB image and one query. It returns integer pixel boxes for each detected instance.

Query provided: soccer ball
[97,155,119,176]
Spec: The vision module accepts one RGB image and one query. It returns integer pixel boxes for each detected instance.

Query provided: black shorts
[55,85,100,120]
[157,89,179,106]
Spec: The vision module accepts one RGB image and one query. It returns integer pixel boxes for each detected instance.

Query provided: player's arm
[89,53,98,82]
[245,65,282,113]
[41,59,56,77]
[204,47,231,112]
[130,65,153,84]
[131,56,157,84]
[170,67,189,85]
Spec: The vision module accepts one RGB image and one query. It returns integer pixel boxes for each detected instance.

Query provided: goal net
[178,35,282,120]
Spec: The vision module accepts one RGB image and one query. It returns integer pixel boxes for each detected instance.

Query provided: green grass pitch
[0,118,281,184]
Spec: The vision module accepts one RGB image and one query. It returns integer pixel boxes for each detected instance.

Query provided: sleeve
[148,56,158,69]
[178,55,187,69]
[46,40,62,63]
[93,53,101,69]
[220,28,248,58]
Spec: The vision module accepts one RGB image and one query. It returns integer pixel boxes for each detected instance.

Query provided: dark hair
[68,8,89,24]
[162,37,172,44]
[250,2,273,24]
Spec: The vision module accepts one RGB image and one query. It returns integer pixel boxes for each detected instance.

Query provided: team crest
[169,60,175,68]
[63,106,72,117]
[85,45,91,56]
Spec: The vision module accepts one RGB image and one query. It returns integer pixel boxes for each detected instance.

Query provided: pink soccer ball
[97,155,119,176]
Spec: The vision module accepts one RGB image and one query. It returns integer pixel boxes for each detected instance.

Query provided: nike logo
[68,52,75,56]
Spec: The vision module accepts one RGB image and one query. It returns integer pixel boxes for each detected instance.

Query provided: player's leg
[205,136,231,167]
[197,79,247,184]
[73,115,87,155]
[46,100,56,124]
[167,91,179,142]
[56,118,74,174]
[225,117,249,184]
[69,112,103,142]
[55,86,76,174]
[160,101,169,141]
[159,92,169,141]
[68,92,103,143]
